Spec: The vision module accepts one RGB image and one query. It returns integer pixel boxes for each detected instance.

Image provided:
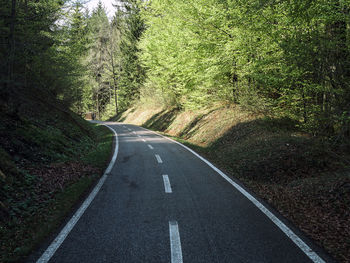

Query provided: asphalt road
[29,122,331,263]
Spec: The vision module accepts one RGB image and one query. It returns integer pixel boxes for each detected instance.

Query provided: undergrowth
[0,95,114,262]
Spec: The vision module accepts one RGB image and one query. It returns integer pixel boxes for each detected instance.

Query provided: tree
[108,12,123,115]
[0,0,95,115]
[87,1,111,119]
[138,0,350,136]
[1,0,64,99]
[117,0,145,108]
[61,1,91,114]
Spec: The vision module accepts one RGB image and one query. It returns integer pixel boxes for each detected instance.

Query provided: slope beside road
[28,122,334,263]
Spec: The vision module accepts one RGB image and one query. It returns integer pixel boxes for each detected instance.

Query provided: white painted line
[140,127,326,263]
[137,135,141,138]
[36,125,119,263]
[147,144,154,150]
[155,154,163,163]
[133,131,136,134]
[142,139,146,142]
[169,221,183,263]
[162,175,172,193]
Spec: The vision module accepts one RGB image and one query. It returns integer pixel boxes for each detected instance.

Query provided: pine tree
[117,0,145,108]
[87,1,111,119]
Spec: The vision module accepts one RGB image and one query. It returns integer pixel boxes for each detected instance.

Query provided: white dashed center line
[155,154,163,163]
[142,139,146,142]
[147,144,154,150]
[162,175,172,193]
[169,221,183,263]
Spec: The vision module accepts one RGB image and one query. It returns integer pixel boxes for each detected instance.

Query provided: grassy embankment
[112,103,350,263]
[0,88,114,262]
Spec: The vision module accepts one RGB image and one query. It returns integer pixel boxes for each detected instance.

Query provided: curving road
[29,122,332,263]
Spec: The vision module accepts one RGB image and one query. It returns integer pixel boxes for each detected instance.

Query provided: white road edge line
[169,221,183,263]
[162,175,172,193]
[36,125,119,263]
[147,144,154,150]
[139,126,326,263]
[155,154,163,163]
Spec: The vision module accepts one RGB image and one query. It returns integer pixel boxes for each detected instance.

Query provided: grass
[82,125,114,169]
[0,113,114,263]
[115,104,350,263]
[3,175,97,263]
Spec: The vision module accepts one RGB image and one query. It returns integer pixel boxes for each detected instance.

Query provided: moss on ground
[0,93,114,262]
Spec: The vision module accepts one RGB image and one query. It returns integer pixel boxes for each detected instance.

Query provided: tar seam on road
[162,175,172,193]
[155,154,163,163]
[139,126,327,263]
[148,144,154,150]
[35,125,119,263]
[169,221,183,263]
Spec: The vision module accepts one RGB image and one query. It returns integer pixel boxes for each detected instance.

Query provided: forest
[1,0,350,137]
[1,0,350,262]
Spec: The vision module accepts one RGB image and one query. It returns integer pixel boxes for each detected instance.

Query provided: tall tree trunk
[325,1,348,113]
[111,53,118,115]
[302,89,307,123]
[96,90,100,120]
[7,0,16,90]
[24,0,28,88]
[114,80,118,115]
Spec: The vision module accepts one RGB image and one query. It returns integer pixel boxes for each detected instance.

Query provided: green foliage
[0,119,114,262]
[0,147,17,175]
[116,0,145,109]
[86,3,112,119]
[138,0,350,136]
[82,125,114,168]
[2,0,349,134]
[0,0,94,116]
[80,0,146,120]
